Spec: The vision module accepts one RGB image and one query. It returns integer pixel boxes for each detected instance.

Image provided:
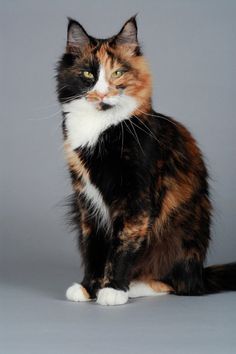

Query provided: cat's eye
[83,71,94,79]
[112,70,125,78]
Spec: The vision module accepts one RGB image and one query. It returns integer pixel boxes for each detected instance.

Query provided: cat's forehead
[77,41,131,69]
[96,44,119,67]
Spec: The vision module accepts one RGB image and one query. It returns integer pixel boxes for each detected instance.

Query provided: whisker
[128,120,145,155]
[31,85,71,111]
[123,120,136,140]
[28,109,62,121]
[132,115,160,144]
[28,92,88,121]
[60,91,87,102]
[98,135,104,159]
[120,121,124,158]
[136,108,177,127]
[33,102,60,110]
[57,84,70,92]
[130,119,159,144]
[130,120,151,137]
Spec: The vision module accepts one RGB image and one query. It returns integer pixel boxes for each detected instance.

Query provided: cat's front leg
[97,215,149,306]
[66,212,110,302]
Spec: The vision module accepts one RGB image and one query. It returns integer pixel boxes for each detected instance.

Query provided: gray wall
[1,0,236,276]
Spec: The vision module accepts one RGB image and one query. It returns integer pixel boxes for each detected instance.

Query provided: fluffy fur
[57,16,236,305]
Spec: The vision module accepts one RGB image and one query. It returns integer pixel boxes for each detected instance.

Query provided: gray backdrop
[1,1,236,354]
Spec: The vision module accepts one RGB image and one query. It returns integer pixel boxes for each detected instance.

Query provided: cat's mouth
[97,102,114,111]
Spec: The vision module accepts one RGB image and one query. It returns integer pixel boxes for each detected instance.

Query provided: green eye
[112,70,124,78]
[83,71,94,79]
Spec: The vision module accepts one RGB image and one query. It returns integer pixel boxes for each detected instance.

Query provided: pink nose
[97,92,107,100]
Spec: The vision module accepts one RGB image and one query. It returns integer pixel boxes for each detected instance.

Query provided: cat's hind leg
[129,279,172,298]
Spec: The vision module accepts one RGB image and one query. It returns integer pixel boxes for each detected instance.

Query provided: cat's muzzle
[98,102,114,111]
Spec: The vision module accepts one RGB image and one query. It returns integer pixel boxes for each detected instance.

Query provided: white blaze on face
[93,65,109,95]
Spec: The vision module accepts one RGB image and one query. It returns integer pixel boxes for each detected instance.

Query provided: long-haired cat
[56,16,236,305]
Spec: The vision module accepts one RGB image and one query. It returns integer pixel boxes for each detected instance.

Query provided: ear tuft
[67,18,90,49]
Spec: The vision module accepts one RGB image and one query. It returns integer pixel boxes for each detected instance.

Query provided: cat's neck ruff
[63,96,138,150]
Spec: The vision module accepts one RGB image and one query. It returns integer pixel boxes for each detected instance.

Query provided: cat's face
[57,17,152,116]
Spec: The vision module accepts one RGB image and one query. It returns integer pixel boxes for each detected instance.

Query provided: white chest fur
[62,96,137,149]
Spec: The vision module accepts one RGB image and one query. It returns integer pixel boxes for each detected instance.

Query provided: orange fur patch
[148,280,173,293]
[64,139,89,191]
[80,208,92,236]
[81,285,90,299]
[123,214,149,238]
[154,175,194,233]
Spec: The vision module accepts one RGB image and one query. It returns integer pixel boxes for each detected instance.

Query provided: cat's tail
[203,262,236,294]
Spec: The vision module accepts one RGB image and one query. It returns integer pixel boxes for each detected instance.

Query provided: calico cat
[56,16,236,305]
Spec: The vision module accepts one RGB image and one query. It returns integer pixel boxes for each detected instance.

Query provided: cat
[56,16,236,305]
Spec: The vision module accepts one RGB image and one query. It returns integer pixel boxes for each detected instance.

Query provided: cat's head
[57,17,152,116]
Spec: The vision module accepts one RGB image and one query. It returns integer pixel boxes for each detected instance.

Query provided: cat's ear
[113,16,140,54]
[67,18,90,52]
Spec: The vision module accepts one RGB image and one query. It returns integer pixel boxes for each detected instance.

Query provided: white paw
[66,283,90,302]
[96,287,129,306]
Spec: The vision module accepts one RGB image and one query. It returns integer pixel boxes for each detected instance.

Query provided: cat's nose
[97,92,107,101]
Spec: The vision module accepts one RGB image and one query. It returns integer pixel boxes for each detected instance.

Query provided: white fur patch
[66,283,90,302]
[128,281,168,298]
[82,178,110,227]
[97,287,129,306]
[63,94,137,149]
[93,65,109,94]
